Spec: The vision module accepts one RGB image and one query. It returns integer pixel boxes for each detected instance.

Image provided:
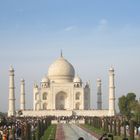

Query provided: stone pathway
[55,124,65,140]
[56,124,98,140]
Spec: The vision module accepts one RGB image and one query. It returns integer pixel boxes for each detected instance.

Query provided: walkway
[56,124,98,140]
[55,124,65,140]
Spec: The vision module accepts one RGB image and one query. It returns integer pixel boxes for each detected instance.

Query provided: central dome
[48,56,75,83]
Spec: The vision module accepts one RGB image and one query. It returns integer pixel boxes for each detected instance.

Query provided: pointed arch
[42,92,47,100]
[43,103,47,110]
[35,102,40,110]
[75,92,80,100]
[55,91,67,110]
[75,102,80,110]
[35,92,39,100]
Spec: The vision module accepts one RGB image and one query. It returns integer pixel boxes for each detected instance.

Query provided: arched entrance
[36,103,40,110]
[75,102,80,110]
[43,103,47,110]
[55,91,67,110]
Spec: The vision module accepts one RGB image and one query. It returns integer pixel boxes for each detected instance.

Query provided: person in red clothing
[2,133,7,140]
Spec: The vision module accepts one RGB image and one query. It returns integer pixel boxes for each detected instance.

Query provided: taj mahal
[8,52,116,117]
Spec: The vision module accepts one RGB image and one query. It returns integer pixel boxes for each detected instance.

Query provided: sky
[0,0,140,112]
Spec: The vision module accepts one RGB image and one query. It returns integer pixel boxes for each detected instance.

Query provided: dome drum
[49,75,74,83]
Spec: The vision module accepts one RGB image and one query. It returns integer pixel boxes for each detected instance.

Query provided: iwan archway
[55,91,67,110]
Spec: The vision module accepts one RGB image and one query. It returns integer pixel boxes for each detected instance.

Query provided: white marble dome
[41,76,49,83]
[73,75,82,83]
[48,56,75,83]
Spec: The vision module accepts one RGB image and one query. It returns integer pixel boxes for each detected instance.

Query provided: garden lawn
[40,124,56,140]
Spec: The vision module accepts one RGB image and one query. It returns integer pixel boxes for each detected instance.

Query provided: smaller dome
[41,76,49,83]
[73,76,82,83]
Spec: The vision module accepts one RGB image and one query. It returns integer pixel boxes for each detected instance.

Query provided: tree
[118,95,127,115]
[131,101,140,133]
[131,101,140,119]
[129,120,135,140]
[118,93,137,119]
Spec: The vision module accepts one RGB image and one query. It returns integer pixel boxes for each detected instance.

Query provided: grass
[82,124,106,136]
[40,124,56,140]
[114,136,139,140]
[81,124,139,140]
[113,136,127,140]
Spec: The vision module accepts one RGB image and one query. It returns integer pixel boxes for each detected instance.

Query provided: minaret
[97,78,102,110]
[108,67,116,116]
[20,79,25,110]
[8,66,16,117]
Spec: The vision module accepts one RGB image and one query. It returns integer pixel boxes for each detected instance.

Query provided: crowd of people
[0,115,140,140]
[0,116,51,140]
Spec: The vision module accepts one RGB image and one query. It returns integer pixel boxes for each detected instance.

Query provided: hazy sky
[0,0,140,112]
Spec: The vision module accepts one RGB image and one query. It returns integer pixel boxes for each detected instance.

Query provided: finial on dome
[60,49,63,57]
